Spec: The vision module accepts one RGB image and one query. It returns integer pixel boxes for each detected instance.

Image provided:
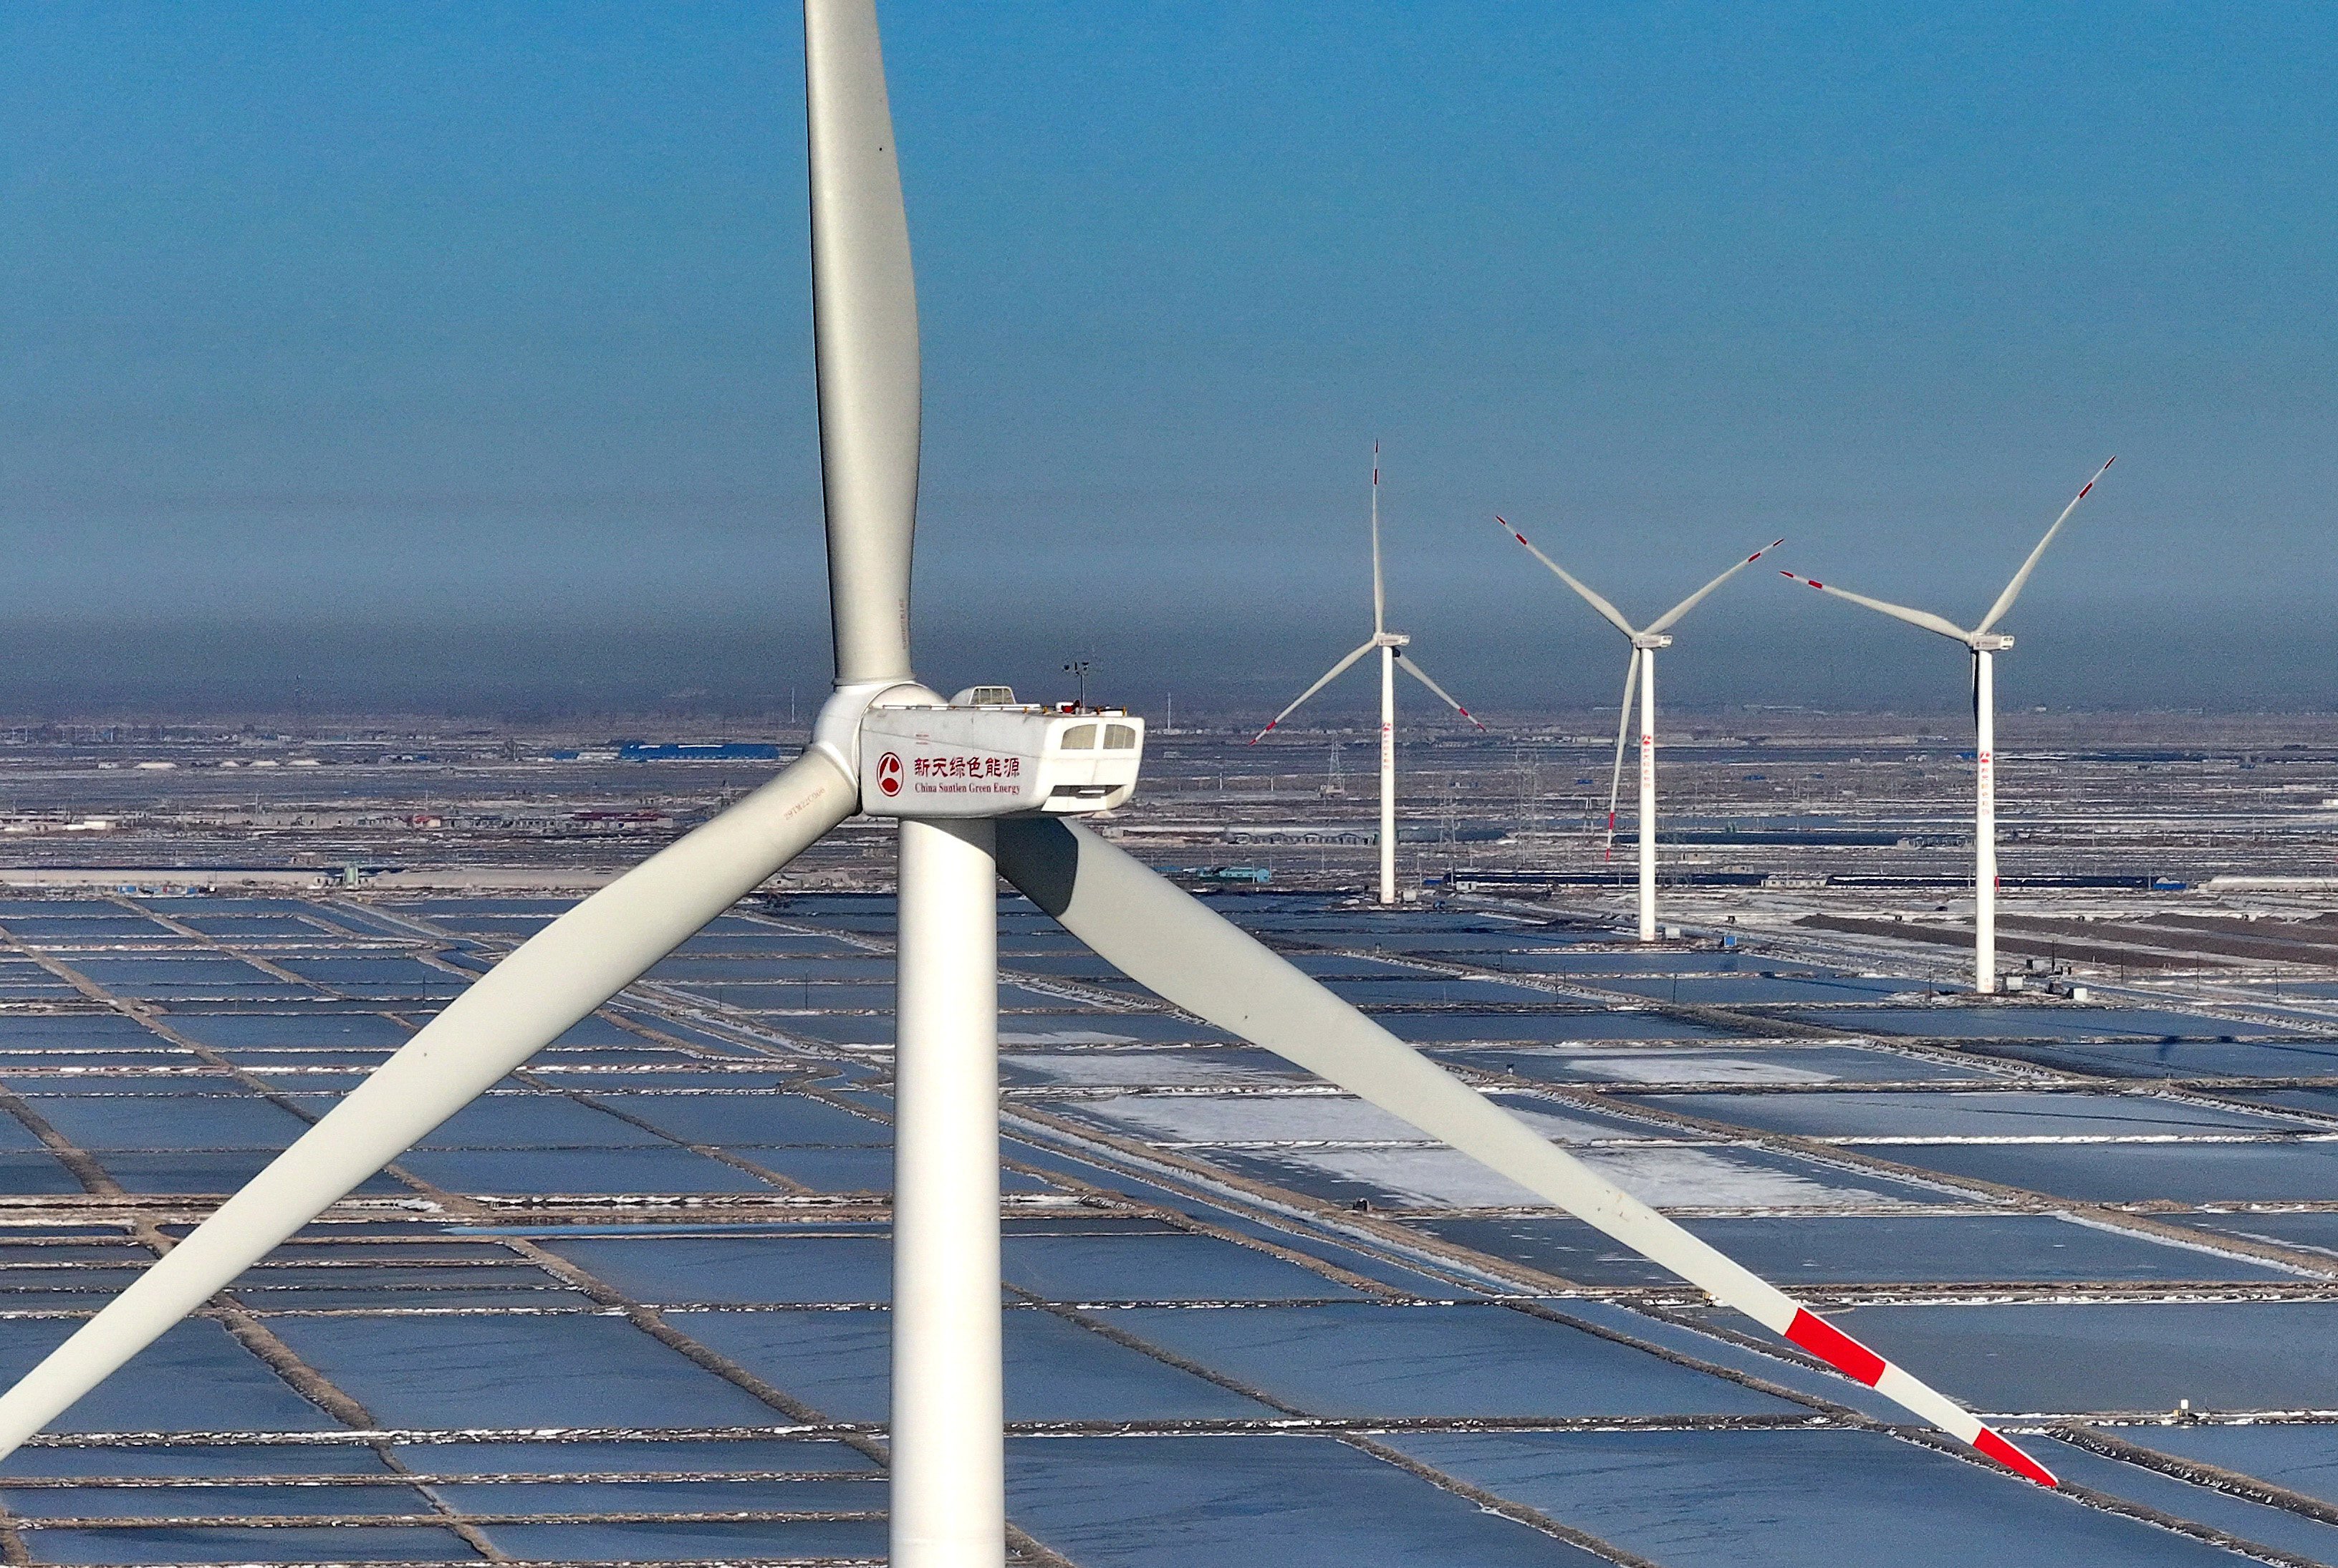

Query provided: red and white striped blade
[1976,456,2115,634]
[1644,537,1786,635]
[1605,648,1640,856]
[1495,516,1640,638]
[996,817,2060,1490]
[1777,571,1974,643]
[1251,638,1380,744]
[1392,650,1487,730]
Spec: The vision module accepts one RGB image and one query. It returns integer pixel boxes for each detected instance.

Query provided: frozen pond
[0,887,2321,1563]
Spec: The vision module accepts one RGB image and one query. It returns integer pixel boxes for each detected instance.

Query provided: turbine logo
[876,752,903,798]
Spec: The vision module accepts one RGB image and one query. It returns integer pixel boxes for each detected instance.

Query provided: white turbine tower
[1253,448,1485,905]
[1498,519,1784,941]
[0,3,2062,1553]
[1780,458,2114,994]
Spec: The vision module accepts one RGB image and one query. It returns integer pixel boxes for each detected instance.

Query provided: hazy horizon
[0,601,2324,723]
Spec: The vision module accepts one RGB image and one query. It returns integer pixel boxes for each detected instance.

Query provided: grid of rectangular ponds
[0,891,2334,1564]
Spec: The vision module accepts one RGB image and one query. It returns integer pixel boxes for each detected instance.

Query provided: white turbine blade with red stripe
[1392,650,1486,730]
[1645,537,1786,635]
[1778,571,1973,643]
[1496,516,1639,638]
[0,751,859,1458]
[1251,639,1378,744]
[994,817,2059,1489]
[1605,648,1640,860]
[1976,457,2115,634]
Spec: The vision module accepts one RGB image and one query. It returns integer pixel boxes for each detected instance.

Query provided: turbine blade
[1777,572,1973,643]
[1645,538,1786,634]
[994,818,2058,1488]
[1606,648,1640,858]
[1976,457,2115,633]
[809,0,921,683]
[1391,650,1486,730]
[1495,517,1639,638]
[1370,443,1386,636]
[1250,640,1379,744]
[0,752,858,1458]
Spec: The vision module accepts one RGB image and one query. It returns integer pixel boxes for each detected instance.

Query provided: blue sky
[1,3,2332,714]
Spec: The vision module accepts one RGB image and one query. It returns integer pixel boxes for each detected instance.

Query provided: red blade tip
[1974,1428,2060,1488]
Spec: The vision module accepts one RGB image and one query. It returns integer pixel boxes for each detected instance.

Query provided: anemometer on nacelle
[860,685,1144,819]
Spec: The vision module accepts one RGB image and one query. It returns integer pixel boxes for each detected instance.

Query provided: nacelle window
[1058,724,1098,751]
[1102,723,1137,751]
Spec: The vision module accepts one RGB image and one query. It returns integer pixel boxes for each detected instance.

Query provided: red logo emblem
[876,752,903,797]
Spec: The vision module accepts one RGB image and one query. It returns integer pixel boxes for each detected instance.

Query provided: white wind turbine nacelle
[1252,446,1486,905]
[0,1,2061,1548]
[1497,519,1784,942]
[1779,457,2114,995]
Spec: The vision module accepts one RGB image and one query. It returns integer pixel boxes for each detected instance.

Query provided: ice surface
[1793,1005,2282,1040]
[268,1314,786,1429]
[1605,974,1939,1004]
[2118,1422,2338,1509]
[545,1232,893,1306]
[577,1091,891,1148]
[2029,1436,2338,1564]
[23,1524,481,1564]
[1384,1011,1740,1044]
[393,1146,784,1196]
[1110,1303,1796,1418]
[1881,1138,2338,1203]
[1827,1300,2338,1413]
[673,1308,1272,1422]
[1001,1231,1369,1303]
[26,1098,320,1159]
[1056,1091,1642,1148]
[1412,1211,2291,1286]
[1006,1434,1601,1567]
[481,1519,884,1562]
[0,1319,337,1435]
[1621,1089,2308,1140]
[1,886,2327,1564]
[1219,1143,1929,1211]
[1001,1047,1310,1087]
[1387,1428,2243,1567]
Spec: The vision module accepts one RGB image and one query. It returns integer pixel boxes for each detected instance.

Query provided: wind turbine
[1252,448,1485,905]
[1779,458,2114,994]
[1497,519,1784,941]
[0,4,2060,1556]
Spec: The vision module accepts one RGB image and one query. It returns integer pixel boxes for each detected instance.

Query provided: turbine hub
[1631,633,1673,650]
[1372,631,1411,648]
[1971,633,2015,652]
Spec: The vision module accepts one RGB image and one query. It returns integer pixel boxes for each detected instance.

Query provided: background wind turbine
[0,4,2062,1554]
[1780,458,2114,994]
[1253,447,1484,905]
[1498,519,1784,941]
